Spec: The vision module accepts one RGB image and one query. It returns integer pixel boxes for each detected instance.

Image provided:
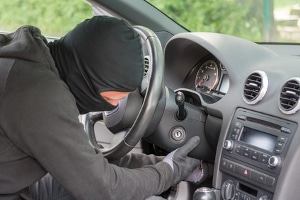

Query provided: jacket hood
[0,26,57,73]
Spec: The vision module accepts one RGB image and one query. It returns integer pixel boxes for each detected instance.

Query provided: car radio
[220,108,297,200]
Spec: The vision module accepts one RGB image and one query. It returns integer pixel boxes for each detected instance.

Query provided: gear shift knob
[193,187,216,200]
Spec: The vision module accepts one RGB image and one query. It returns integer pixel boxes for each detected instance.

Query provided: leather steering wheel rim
[84,26,164,161]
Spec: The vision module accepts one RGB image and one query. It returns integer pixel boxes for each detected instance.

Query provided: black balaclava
[48,16,144,114]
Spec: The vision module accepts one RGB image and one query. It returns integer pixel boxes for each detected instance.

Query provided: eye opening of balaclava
[48,16,144,114]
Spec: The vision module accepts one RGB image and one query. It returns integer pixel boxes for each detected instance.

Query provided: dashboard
[159,32,300,200]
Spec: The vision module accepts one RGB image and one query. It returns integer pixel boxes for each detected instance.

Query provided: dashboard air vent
[279,78,300,114]
[243,70,268,105]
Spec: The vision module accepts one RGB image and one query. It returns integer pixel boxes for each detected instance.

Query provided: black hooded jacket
[0,16,172,199]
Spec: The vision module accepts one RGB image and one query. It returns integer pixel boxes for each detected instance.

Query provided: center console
[220,108,297,200]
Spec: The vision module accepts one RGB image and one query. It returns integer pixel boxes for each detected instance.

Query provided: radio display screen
[240,127,277,152]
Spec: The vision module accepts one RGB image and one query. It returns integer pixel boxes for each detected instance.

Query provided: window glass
[0,0,92,37]
[147,0,300,43]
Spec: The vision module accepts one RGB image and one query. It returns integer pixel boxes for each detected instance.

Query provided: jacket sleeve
[109,153,164,169]
[1,63,173,200]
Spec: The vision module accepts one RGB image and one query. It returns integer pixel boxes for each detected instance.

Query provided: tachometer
[195,60,219,93]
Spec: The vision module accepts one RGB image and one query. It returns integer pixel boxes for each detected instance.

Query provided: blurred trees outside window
[1,0,299,43]
[147,0,300,43]
[0,0,92,37]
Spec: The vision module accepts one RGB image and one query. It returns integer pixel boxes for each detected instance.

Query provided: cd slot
[246,116,282,131]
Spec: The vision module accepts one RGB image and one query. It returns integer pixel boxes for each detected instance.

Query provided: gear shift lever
[175,91,186,120]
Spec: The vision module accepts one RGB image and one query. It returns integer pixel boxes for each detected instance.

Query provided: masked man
[0,16,201,200]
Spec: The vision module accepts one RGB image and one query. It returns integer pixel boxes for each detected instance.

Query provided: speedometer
[195,60,219,93]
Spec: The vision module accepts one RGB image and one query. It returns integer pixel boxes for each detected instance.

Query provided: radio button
[275,141,285,151]
[274,147,283,154]
[235,121,242,128]
[259,154,270,164]
[250,170,258,181]
[257,173,266,184]
[265,175,275,186]
[276,141,285,148]
[231,126,241,139]
[221,159,228,169]
[235,145,243,155]
[237,115,246,120]
[243,147,251,158]
[232,127,241,135]
[278,136,288,142]
[228,162,235,172]
[231,134,238,140]
[243,151,250,158]
[251,151,259,161]
[281,127,291,134]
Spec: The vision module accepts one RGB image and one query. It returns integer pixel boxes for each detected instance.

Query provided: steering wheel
[84,26,164,161]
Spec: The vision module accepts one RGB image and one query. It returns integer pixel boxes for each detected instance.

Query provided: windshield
[147,0,300,43]
[2,0,299,43]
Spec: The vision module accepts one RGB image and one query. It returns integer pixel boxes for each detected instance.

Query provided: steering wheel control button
[170,126,186,143]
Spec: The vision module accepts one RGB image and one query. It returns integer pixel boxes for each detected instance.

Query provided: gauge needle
[209,79,217,89]
[197,79,204,86]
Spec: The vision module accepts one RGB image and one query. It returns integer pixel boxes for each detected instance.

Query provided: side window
[0,0,93,38]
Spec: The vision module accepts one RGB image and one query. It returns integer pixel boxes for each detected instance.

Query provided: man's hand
[163,136,201,185]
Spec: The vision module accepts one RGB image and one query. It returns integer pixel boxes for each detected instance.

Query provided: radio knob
[268,156,281,168]
[223,140,234,151]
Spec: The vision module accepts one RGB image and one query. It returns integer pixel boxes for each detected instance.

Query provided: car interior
[84,1,300,200]
[3,0,300,199]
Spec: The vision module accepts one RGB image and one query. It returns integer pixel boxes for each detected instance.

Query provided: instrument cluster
[184,56,229,103]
